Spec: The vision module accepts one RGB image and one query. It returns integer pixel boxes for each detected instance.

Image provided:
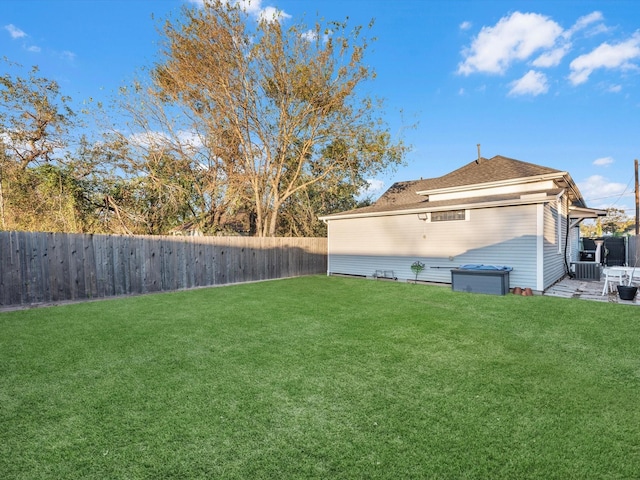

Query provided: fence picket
[0,232,327,307]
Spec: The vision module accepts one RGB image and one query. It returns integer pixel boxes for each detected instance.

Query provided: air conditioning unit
[573,262,601,280]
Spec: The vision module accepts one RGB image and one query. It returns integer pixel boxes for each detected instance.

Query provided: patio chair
[601,267,628,295]
[629,269,640,287]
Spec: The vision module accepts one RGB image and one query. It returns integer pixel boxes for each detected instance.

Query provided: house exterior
[319,155,606,292]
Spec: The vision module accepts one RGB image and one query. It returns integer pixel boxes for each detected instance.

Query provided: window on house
[431,209,466,222]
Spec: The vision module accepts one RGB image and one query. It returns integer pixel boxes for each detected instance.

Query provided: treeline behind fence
[0,231,327,307]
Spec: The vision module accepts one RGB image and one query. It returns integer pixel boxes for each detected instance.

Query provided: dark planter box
[617,285,638,301]
[451,269,510,295]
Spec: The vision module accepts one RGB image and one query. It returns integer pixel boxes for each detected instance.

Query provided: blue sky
[2,0,640,215]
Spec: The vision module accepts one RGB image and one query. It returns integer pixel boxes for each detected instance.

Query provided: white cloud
[128,129,203,153]
[177,130,204,150]
[360,179,385,199]
[565,11,603,38]
[186,0,290,22]
[456,10,633,95]
[532,44,571,68]
[530,12,604,68]
[593,156,614,166]
[4,24,26,39]
[258,6,290,22]
[236,0,262,14]
[459,21,472,31]
[507,70,548,96]
[301,28,330,43]
[578,174,631,208]
[569,32,640,85]
[60,50,76,61]
[128,131,168,149]
[457,12,563,75]
[4,23,42,53]
[301,29,317,42]
[585,23,611,37]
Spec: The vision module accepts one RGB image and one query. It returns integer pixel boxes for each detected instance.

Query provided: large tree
[99,80,244,235]
[152,0,407,236]
[581,207,635,238]
[0,63,97,232]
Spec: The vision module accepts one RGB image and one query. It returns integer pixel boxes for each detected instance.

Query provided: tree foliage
[151,0,407,236]
[0,64,75,170]
[580,208,636,238]
[0,3,407,237]
[0,62,97,232]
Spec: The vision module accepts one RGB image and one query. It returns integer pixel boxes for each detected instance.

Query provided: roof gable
[420,155,562,191]
[376,155,564,207]
[319,155,588,220]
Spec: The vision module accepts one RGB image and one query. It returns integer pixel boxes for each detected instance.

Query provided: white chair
[629,269,640,287]
[602,267,628,295]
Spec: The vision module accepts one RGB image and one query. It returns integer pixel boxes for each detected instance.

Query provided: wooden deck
[544,276,640,306]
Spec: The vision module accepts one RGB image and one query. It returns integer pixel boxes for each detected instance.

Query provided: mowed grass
[1,276,640,479]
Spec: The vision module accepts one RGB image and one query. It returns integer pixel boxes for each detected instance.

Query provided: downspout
[564,212,574,278]
[322,218,330,276]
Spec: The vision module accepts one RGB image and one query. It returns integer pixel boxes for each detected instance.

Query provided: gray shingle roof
[376,155,562,207]
[322,155,569,218]
[420,155,561,190]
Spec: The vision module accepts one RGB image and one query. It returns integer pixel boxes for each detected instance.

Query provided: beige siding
[327,204,539,289]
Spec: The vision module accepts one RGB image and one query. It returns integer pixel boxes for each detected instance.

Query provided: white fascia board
[319,195,558,222]
[569,206,608,217]
[561,172,586,207]
[415,172,568,197]
[568,206,608,229]
[428,180,557,202]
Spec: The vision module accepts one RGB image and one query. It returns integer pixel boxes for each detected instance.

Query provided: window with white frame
[431,209,467,222]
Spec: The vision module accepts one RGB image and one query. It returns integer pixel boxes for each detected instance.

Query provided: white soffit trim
[568,206,608,229]
[569,206,608,217]
[319,195,558,221]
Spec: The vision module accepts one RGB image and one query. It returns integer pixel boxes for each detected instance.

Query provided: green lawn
[1,275,640,479]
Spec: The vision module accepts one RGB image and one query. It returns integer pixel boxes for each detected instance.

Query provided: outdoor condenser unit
[573,262,601,280]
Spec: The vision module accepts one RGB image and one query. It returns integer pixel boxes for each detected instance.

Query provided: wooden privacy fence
[0,231,327,307]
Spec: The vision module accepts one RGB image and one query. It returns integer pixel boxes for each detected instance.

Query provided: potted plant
[617,237,638,301]
[617,282,637,301]
[410,261,425,283]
